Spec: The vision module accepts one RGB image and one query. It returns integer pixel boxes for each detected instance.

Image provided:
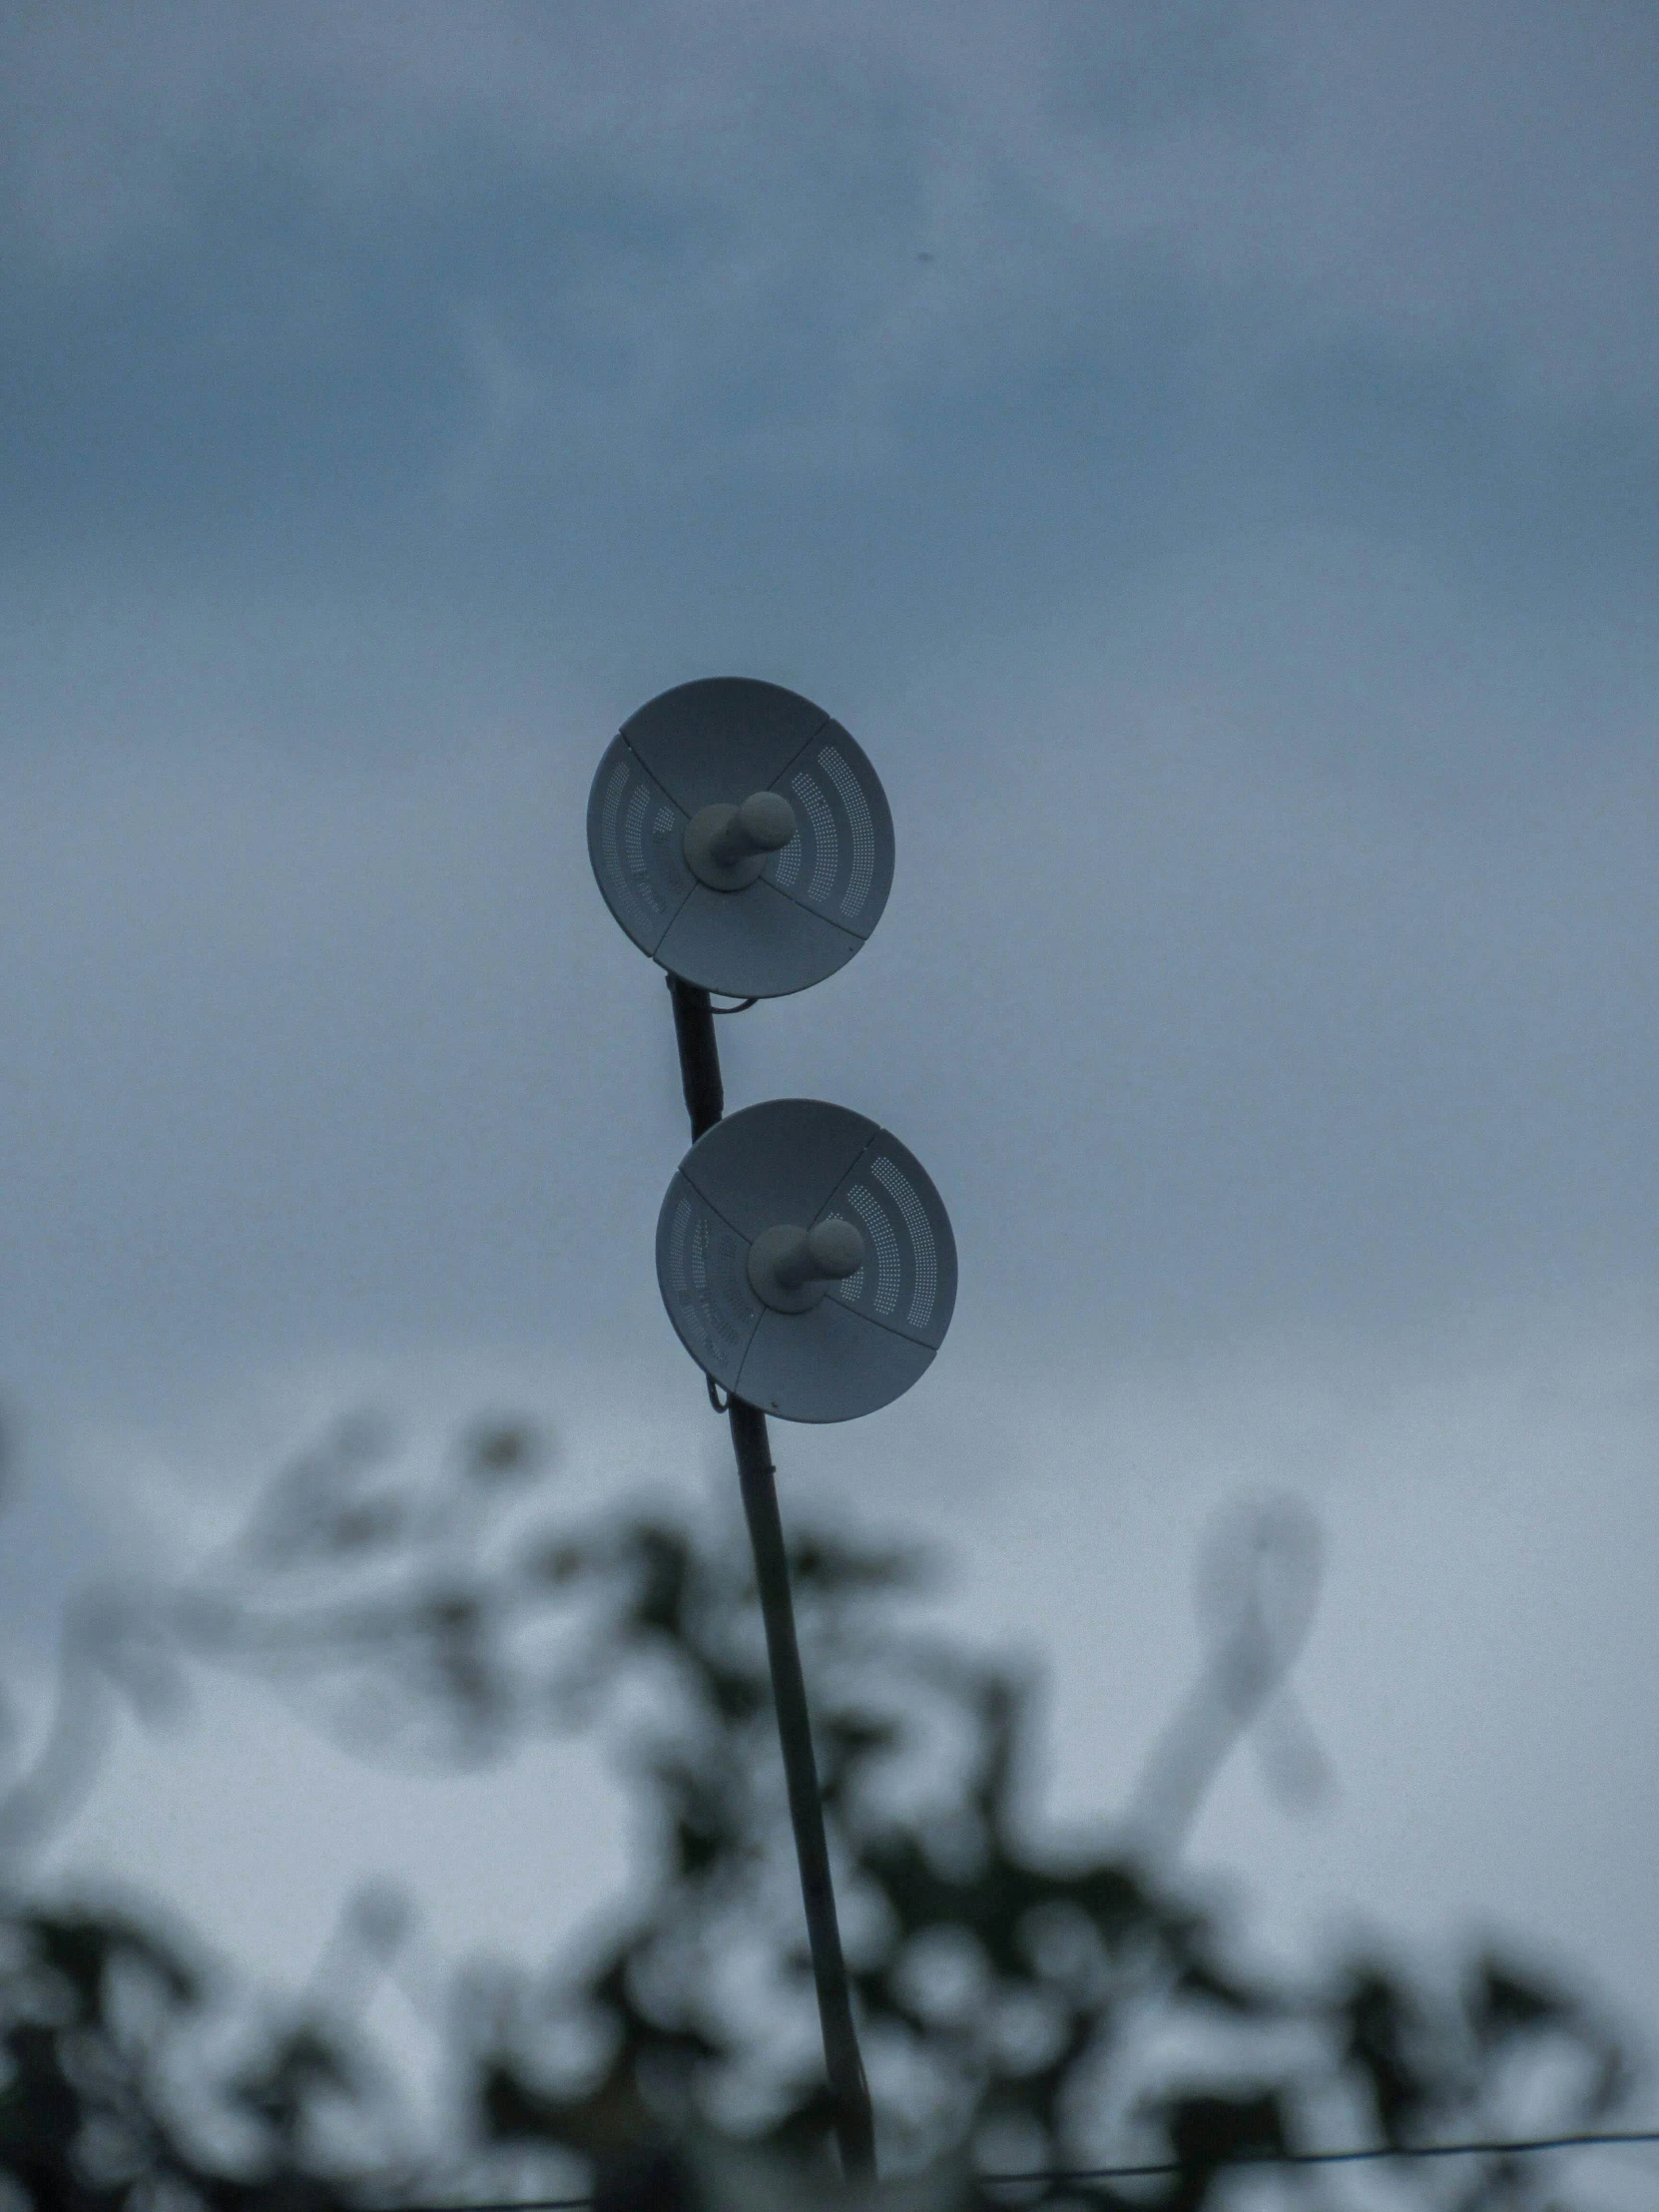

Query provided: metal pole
[729,1396,877,2185]
[668,975,723,1139]
[665,974,876,2184]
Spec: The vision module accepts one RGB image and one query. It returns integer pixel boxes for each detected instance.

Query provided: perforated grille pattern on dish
[773,826,804,890]
[669,1195,693,1302]
[591,741,694,951]
[870,1155,937,1330]
[623,785,656,912]
[844,1183,901,1317]
[599,757,630,909]
[667,1193,755,1369]
[825,1212,865,1305]
[791,771,839,906]
[819,745,875,920]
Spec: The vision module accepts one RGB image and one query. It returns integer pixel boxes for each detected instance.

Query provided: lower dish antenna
[657,1099,956,1423]
[588,677,894,998]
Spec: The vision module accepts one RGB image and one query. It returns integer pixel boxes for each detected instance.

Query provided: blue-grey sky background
[3,0,1658,2126]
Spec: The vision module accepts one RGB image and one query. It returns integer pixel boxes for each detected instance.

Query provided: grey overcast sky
[3,0,1659,2113]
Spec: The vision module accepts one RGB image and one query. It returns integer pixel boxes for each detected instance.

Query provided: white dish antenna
[658,1099,956,1423]
[588,677,894,998]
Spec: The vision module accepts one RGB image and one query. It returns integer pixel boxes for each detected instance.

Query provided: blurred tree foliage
[0,1413,1638,2209]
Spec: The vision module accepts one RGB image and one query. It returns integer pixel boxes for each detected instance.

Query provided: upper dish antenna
[588,678,895,998]
[657,1099,956,1423]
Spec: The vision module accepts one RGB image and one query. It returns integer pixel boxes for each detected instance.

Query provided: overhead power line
[981,2124,1659,2184]
[377,2124,1659,2212]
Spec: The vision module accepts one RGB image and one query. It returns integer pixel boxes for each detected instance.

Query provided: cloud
[1,516,1653,1425]
[4,0,1656,458]
[1,0,1655,2111]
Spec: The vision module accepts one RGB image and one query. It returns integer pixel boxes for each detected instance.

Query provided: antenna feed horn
[748,1219,864,1315]
[684,791,798,890]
